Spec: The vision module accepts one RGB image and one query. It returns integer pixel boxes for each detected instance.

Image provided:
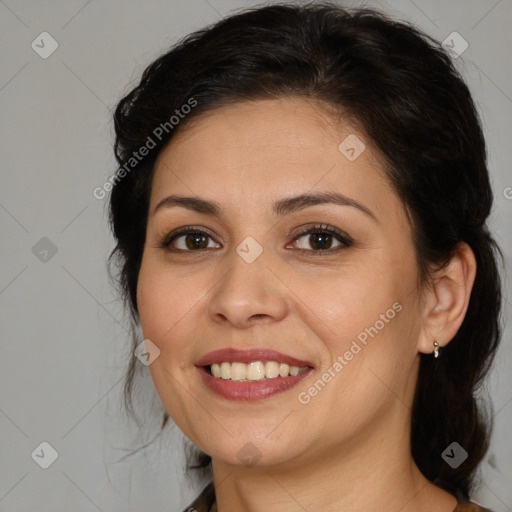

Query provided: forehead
[150,97,394,218]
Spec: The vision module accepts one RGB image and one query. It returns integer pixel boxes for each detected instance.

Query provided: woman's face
[137,97,425,469]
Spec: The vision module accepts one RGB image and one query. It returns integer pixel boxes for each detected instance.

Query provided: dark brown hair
[108,1,503,499]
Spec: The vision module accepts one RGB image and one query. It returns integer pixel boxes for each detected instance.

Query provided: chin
[205,433,306,469]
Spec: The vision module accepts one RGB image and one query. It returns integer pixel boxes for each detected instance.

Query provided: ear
[417,242,477,355]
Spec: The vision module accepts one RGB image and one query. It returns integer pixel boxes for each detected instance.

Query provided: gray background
[0,0,511,511]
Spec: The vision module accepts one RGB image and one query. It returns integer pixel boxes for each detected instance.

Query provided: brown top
[181,481,494,512]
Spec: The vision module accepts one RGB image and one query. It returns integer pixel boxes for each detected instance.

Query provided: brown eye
[296,232,338,251]
[160,227,220,252]
[291,224,353,253]
[180,233,211,250]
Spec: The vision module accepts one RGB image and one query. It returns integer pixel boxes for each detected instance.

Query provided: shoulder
[453,500,495,512]
[180,481,215,512]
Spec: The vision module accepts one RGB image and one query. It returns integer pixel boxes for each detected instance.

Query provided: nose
[206,246,289,329]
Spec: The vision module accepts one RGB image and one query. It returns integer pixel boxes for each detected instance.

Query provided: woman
[108,3,502,511]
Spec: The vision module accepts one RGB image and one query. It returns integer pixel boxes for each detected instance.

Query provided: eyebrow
[151,191,377,222]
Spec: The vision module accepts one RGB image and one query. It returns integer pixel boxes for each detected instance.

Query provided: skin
[136,97,476,512]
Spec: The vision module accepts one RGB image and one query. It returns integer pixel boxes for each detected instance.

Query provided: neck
[210,403,458,512]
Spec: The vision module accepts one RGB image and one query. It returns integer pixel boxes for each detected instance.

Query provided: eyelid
[291,223,352,242]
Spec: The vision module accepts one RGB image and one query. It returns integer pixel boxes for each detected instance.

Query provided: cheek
[137,269,169,343]
[137,258,199,346]
[294,287,417,438]
[288,259,404,343]
[136,261,209,442]
[288,254,419,400]
[135,259,208,413]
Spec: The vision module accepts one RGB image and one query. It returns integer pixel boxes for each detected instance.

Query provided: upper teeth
[210,361,308,381]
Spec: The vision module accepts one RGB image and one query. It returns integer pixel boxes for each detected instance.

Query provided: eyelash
[158,223,353,255]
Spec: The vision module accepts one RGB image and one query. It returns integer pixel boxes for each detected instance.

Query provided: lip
[196,365,314,401]
[195,348,314,368]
